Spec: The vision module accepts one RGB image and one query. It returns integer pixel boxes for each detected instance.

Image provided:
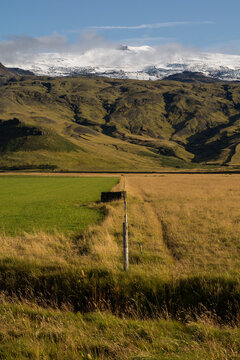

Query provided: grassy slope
[0,76,240,170]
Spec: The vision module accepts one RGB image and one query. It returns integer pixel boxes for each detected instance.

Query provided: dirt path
[125,175,175,271]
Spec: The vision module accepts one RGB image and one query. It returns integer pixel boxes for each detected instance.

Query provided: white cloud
[8,44,200,72]
[0,31,115,63]
[5,29,239,75]
[0,33,68,62]
[88,21,214,30]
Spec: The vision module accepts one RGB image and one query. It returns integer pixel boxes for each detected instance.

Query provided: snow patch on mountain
[3,45,240,81]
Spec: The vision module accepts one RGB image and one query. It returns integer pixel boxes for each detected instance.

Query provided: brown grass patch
[125,174,240,277]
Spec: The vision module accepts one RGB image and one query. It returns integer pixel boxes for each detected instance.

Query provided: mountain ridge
[0,63,15,77]
[162,71,222,83]
[0,74,240,171]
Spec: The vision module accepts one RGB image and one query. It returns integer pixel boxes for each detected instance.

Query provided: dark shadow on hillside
[0,118,42,152]
[186,114,240,163]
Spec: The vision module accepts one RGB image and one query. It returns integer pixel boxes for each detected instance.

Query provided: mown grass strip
[0,176,118,235]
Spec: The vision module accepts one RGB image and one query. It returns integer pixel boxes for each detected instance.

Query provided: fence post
[123,176,129,271]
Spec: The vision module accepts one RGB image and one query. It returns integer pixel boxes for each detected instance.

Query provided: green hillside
[0,74,240,170]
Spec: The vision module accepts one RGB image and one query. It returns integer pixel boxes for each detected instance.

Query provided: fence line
[123,175,129,271]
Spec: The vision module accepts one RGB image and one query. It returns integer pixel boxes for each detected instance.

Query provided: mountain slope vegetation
[0,74,240,170]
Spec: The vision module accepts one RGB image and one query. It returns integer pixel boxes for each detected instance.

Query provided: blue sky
[0,0,239,53]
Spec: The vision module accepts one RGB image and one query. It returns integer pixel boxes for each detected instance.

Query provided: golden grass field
[126,174,240,276]
[0,173,239,359]
[71,173,240,278]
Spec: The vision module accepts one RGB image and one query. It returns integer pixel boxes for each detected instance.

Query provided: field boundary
[1,170,240,177]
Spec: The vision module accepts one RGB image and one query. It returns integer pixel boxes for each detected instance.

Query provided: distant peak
[0,62,15,77]
[118,44,129,51]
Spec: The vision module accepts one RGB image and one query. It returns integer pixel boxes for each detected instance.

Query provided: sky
[0,0,239,58]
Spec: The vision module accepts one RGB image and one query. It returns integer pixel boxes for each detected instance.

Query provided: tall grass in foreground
[0,302,239,360]
[0,261,239,323]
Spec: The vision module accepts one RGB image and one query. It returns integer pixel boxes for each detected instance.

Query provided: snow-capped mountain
[3,45,240,81]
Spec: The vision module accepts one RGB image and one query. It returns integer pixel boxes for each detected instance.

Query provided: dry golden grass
[0,231,81,266]
[67,173,240,277]
[77,178,124,270]
[0,300,238,360]
[0,205,123,269]
[125,174,240,277]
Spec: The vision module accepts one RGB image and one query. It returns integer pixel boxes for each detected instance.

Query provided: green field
[0,176,118,235]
